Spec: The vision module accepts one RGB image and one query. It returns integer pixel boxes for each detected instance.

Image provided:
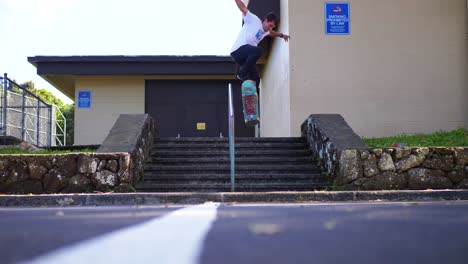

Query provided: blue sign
[325,2,350,35]
[78,91,91,108]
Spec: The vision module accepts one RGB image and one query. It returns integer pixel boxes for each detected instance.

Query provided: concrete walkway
[1,190,468,207]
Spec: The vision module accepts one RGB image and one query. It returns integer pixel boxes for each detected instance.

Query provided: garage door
[146,80,254,138]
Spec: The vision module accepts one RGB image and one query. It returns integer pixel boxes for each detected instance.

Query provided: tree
[60,104,75,146]
[2,79,35,95]
[35,89,65,109]
[20,81,35,93]
[18,81,74,146]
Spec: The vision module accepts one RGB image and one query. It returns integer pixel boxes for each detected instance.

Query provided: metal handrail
[228,83,236,192]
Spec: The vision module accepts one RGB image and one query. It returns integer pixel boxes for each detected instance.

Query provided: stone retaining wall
[301,114,368,178]
[0,114,157,194]
[97,114,157,186]
[0,153,133,194]
[302,114,468,190]
[337,147,468,190]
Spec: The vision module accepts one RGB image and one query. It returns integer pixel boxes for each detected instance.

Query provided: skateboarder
[230,0,290,87]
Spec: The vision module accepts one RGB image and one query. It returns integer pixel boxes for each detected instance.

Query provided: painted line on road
[22,202,220,264]
[225,200,468,207]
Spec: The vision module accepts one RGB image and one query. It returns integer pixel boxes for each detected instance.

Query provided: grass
[363,128,467,148]
[0,146,96,155]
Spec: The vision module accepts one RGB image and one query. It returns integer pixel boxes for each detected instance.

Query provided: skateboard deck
[241,80,259,126]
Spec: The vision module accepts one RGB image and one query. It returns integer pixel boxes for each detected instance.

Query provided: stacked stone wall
[127,115,155,185]
[0,153,133,194]
[97,114,156,186]
[0,114,157,194]
[302,114,468,190]
[301,114,369,178]
[337,148,468,190]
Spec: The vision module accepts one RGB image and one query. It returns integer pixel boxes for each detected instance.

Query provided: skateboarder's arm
[234,0,248,16]
[269,30,290,42]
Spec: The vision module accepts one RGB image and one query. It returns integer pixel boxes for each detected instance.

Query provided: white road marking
[225,201,468,207]
[22,202,220,264]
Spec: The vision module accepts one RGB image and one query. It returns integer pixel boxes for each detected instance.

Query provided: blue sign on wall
[78,91,91,108]
[325,2,350,35]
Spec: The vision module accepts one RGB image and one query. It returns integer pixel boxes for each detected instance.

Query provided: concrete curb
[1,190,468,207]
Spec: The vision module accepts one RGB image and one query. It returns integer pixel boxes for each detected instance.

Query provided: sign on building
[78,91,91,108]
[325,2,350,35]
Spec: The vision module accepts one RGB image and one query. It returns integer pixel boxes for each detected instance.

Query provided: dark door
[146,80,254,138]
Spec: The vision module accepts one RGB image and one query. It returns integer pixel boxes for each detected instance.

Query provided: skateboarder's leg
[235,64,240,76]
[230,49,247,80]
[249,66,260,87]
[239,46,262,79]
[231,45,262,81]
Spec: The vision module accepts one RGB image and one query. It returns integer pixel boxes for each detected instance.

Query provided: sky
[0,0,242,104]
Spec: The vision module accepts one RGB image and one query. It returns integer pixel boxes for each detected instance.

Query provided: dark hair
[263,12,279,26]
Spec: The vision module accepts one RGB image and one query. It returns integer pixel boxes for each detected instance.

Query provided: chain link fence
[0,74,66,147]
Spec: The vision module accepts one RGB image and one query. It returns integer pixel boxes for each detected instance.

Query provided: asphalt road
[202,202,468,264]
[1,201,468,264]
[0,206,180,264]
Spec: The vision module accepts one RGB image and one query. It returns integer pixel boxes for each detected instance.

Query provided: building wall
[74,77,145,145]
[260,0,292,137]
[286,0,467,138]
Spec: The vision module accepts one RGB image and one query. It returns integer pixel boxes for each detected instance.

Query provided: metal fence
[0,73,66,147]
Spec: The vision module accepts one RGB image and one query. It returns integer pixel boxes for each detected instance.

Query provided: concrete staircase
[136,137,327,192]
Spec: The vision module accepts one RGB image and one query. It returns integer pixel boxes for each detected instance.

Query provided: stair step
[151,149,312,157]
[147,156,314,164]
[145,164,320,172]
[142,173,324,181]
[139,137,325,192]
[152,142,307,150]
[138,179,323,188]
[141,179,325,185]
[156,137,306,143]
[136,182,326,192]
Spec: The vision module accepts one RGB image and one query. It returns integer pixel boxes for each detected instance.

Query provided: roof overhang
[28,56,239,75]
[28,56,244,100]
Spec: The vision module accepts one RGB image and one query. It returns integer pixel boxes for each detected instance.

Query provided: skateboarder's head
[262,12,278,32]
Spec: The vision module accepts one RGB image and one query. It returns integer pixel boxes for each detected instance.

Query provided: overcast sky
[0,0,241,104]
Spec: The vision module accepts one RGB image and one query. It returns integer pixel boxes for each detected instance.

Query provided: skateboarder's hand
[271,31,290,42]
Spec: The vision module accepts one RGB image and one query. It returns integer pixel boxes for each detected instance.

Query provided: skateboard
[241,80,259,126]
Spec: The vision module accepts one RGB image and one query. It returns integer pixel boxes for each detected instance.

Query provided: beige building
[29,0,467,145]
[261,0,467,138]
[28,57,254,145]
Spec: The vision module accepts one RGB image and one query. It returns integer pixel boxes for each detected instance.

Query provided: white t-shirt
[231,11,270,53]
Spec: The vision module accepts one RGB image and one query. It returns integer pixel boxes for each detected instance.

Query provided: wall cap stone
[97,114,151,154]
[302,114,368,150]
